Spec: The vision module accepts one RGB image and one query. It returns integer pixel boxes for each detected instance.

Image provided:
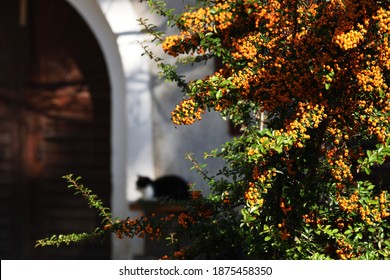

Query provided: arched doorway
[0,0,111,259]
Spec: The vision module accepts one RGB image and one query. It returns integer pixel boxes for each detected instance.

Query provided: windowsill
[129,200,187,213]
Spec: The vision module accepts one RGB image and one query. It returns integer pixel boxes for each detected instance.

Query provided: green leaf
[215,89,223,100]
[344,229,352,235]
[368,227,376,233]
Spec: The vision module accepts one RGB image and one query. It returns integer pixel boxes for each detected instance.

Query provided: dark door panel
[0,0,111,259]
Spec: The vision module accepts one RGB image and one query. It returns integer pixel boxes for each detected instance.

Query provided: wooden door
[0,0,111,259]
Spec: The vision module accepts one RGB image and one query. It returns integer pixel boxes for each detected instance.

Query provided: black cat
[136,175,190,200]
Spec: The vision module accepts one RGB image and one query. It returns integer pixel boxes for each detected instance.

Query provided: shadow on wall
[149,69,231,196]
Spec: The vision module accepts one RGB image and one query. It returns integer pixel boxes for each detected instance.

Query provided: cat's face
[136,176,155,200]
[136,176,152,189]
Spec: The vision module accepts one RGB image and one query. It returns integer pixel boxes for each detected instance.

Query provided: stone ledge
[129,200,187,213]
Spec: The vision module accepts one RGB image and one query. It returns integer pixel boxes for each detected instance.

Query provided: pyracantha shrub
[140,0,390,259]
[38,0,390,260]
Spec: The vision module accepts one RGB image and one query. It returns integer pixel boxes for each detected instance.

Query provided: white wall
[132,0,231,195]
[66,0,231,259]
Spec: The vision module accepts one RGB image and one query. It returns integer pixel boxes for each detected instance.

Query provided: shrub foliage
[38,0,390,259]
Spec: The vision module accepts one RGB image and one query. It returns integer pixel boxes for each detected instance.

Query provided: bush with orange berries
[37,0,390,260]
[137,0,390,259]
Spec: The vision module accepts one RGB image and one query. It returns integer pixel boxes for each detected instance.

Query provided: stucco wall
[67,0,231,259]
[133,0,232,195]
